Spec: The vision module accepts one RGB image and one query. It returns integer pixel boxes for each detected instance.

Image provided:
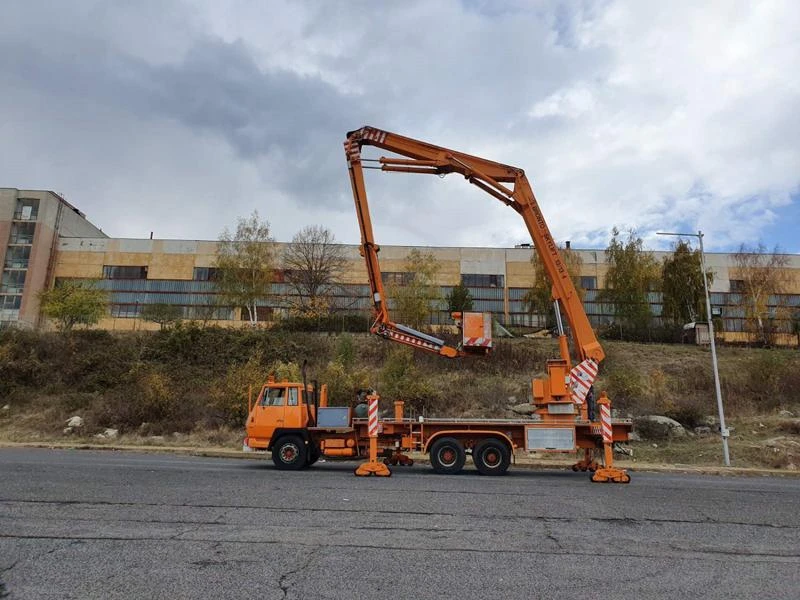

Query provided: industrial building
[3,188,799,342]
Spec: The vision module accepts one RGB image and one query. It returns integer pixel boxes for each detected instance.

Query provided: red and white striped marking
[569,359,598,405]
[361,127,387,144]
[344,139,361,163]
[464,337,491,347]
[368,395,379,438]
[600,403,613,443]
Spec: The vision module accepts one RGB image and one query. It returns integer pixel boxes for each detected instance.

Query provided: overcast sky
[2,0,798,252]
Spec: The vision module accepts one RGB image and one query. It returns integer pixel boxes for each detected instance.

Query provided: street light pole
[657,230,731,466]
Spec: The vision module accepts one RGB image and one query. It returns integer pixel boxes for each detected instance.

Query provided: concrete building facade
[0,189,106,328]
[52,237,800,342]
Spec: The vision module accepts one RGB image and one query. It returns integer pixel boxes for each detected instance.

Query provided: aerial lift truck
[243,127,631,483]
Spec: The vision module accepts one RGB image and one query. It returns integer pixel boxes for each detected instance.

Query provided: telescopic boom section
[345,128,462,358]
[344,126,604,365]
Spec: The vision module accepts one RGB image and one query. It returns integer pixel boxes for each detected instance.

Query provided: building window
[0,271,26,294]
[13,198,39,221]
[9,222,36,245]
[3,246,31,269]
[461,274,504,288]
[382,272,415,285]
[193,267,220,281]
[580,276,597,290]
[1,295,22,310]
[103,266,148,279]
[110,304,143,318]
[729,280,745,292]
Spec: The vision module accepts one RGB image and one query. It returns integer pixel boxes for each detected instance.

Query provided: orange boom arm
[344,126,603,366]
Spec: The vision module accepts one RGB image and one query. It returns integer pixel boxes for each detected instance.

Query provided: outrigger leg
[590,393,631,484]
[384,446,414,466]
[572,449,599,472]
[355,435,391,477]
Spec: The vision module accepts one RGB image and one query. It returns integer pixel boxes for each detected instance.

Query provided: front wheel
[305,444,321,468]
[272,435,307,471]
[430,437,466,475]
[472,438,511,476]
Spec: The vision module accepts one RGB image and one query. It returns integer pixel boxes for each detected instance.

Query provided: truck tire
[430,437,466,475]
[305,446,321,468]
[472,438,511,476]
[272,435,307,471]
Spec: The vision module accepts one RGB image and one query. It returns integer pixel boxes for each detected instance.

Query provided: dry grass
[2,328,799,469]
[627,416,800,470]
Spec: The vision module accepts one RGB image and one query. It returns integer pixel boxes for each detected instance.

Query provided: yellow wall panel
[506,262,535,287]
[148,253,196,280]
[103,252,152,266]
[54,263,104,278]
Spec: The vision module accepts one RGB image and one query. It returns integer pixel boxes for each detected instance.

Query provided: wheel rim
[480,446,502,469]
[280,443,300,463]
[438,446,458,468]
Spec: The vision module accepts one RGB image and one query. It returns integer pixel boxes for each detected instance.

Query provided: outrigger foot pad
[354,461,392,477]
[590,467,631,483]
[571,460,599,472]
[383,453,414,466]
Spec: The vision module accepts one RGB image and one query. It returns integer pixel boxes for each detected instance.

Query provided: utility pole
[657,230,731,466]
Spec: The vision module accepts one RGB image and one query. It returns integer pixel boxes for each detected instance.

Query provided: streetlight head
[656,231,699,238]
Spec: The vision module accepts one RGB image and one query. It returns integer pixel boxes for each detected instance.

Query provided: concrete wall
[0,221,9,273]
[58,205,106,238]
[18,220,56,326]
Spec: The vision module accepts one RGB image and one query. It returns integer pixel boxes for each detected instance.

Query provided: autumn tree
[661,239,712,324]
[214,211,275,326]
[731,243,791,346]
[283,225,347,317]
[522,244,583,329]
[446,282,474,313]
[38,281,108,332]
[140,303,182,330]
[600,228,660,335]
[389,249,442,330]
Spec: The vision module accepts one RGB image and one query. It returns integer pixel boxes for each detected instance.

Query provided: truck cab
[245,376,322,444]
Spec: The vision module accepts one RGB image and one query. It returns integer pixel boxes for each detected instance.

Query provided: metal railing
[8,236,34,245]
[3,260,29,269]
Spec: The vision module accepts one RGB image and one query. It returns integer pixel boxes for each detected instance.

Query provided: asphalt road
[1,449,799,600]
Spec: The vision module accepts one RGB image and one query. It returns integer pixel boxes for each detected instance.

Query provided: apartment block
[0,189,106,328]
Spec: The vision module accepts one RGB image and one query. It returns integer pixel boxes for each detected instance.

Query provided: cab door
[249,386,287,442]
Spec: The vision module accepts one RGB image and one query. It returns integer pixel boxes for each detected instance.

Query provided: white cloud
[0,0,798,252]
[529,85,596,119]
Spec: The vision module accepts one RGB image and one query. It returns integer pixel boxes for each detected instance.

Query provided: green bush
[379,347,442,414]
[604,367,646,409]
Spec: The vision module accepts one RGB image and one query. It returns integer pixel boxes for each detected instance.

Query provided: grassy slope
[1,327,798,469]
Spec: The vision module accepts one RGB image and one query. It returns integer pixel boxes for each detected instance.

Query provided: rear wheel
[430,437,466,475]
[272,435,307,471]
[472,438,511,476]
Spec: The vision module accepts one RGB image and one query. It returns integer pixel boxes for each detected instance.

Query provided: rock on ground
[634,415,687,440]
[66,416,83,428]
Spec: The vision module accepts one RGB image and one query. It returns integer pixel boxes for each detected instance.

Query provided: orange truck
[243,126,632,483]
[243,376,631,479]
